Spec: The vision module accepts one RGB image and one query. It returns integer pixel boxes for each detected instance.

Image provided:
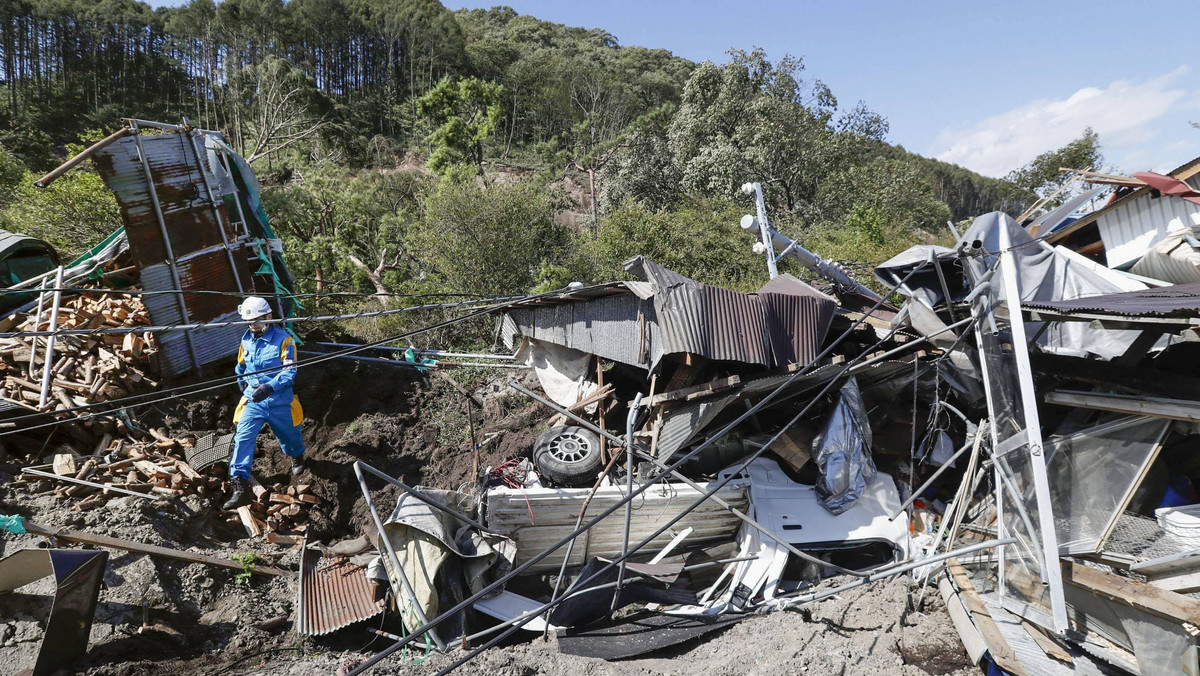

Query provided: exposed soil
[0,351,976,676]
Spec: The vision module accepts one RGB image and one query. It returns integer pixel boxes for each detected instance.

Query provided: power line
[0,286,495,301]
[0,294,530,339]
[0,289,559,437]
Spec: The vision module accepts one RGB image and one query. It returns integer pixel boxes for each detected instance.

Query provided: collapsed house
[7,132,1200,676]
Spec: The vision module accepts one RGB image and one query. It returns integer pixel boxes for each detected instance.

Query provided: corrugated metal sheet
[93,134,236,268]
[507,291,657,369]
[758,275,838,369]
[1023,283,1200,317]
[486,482,747,572]
[655,282,772,366]
[297,546,385,636]
[156,310,245,376]
[503,260,836,371]
[88,125,283,377]
[1096,191,1200,269]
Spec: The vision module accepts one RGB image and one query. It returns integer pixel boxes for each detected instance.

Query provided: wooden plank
[642,375,741,407]
[237,506,264,538]
[1044,389,1200,423]
[1021,619,1073,664]
[1061,559,1200,625]
[946,559,1026,676]
[23,520,289,576]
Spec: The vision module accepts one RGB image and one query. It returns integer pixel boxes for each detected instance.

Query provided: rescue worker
[223,296,306,510]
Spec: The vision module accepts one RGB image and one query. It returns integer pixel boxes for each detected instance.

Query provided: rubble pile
[8,120,1200,676]
[0,290,157,414]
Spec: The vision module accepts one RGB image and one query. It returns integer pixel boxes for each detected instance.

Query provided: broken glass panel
[1047,416,1170,555]
[966,215,1068,633]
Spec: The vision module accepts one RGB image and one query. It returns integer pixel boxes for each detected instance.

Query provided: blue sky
[148,0,1200,177]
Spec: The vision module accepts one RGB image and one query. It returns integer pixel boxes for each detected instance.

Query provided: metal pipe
[34,127,132,187]
[760,538,1017,611]
[613,392,644,612]
[27,276,47,375]
[352,462,447,651]
[184,129,244,295]
[930,248,958,323]
[21,467,159,501]
[354,460,492,533]
[314,342,515,360]
[37,266,63,409]
[129,121,202,374]
[744,182,779,279]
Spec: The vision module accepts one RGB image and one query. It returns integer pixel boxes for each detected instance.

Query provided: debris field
[4,120,1200,676]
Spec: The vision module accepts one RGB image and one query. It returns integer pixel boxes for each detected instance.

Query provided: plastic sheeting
[515,338,600,409]
[962,212,1141,360]
[380,490,514,638]
[811,377,876,515]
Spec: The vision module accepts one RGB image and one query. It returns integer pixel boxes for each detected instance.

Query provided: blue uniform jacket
[235,325,297,401]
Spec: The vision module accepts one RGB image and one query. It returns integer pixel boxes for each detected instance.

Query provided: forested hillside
[0,0,1033,309]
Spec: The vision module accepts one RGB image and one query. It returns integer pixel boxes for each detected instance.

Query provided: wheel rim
[546,431,593,464]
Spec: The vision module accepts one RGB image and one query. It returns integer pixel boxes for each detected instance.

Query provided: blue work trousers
[230,395,305,480]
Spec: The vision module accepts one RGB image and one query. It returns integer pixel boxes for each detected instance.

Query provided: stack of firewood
[0,290,157,413]
[15,429,321,540]
[229,479,322,543]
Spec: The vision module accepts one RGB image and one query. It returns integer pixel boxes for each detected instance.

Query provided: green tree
[1006,128,1103,209]
[416,76,503,180]
[411,181,573,294]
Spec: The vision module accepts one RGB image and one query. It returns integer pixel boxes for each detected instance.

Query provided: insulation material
[516,338,600,409]
[811,378,876,515]
[1129,229,1200,284]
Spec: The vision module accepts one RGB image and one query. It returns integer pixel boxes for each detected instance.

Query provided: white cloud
[932,67,1195,178]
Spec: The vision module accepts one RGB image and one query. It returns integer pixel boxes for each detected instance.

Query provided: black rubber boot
[290,456,307,477]
[222,477,248,510]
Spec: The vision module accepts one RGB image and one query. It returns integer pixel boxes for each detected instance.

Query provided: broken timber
[22,520,291,577]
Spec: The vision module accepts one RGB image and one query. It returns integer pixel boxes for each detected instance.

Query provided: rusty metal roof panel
[92,134,236,268]
[297,546,384,636]
[1024,283,1200,318]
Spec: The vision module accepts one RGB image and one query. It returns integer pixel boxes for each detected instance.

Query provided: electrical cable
[344,260,947,676]
[0,288,563,437]
[0,293,532,339]
[0,285,497,300]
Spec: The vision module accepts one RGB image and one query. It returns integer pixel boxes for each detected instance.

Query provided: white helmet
[238,296,272,321]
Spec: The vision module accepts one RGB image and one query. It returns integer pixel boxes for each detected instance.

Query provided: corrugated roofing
[503,260,836,371]
[1024,283,1200,317]
[297,546,384,636]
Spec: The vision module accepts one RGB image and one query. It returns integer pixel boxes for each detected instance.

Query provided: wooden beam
[946,559,1026,676]
[1061,559,1200,625]
[641,375,741,407]
[23,520,290,577]
[1044,390,1200,423]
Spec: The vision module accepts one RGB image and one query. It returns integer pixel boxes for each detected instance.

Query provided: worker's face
[250,314,272,335]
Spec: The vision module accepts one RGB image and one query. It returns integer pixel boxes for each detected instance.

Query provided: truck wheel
[533,426,603,487]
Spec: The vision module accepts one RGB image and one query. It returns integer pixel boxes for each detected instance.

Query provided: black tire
[533,425,604,487]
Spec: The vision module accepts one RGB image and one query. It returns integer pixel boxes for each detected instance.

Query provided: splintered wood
[0,289,157,413]
[19,431,321,539]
